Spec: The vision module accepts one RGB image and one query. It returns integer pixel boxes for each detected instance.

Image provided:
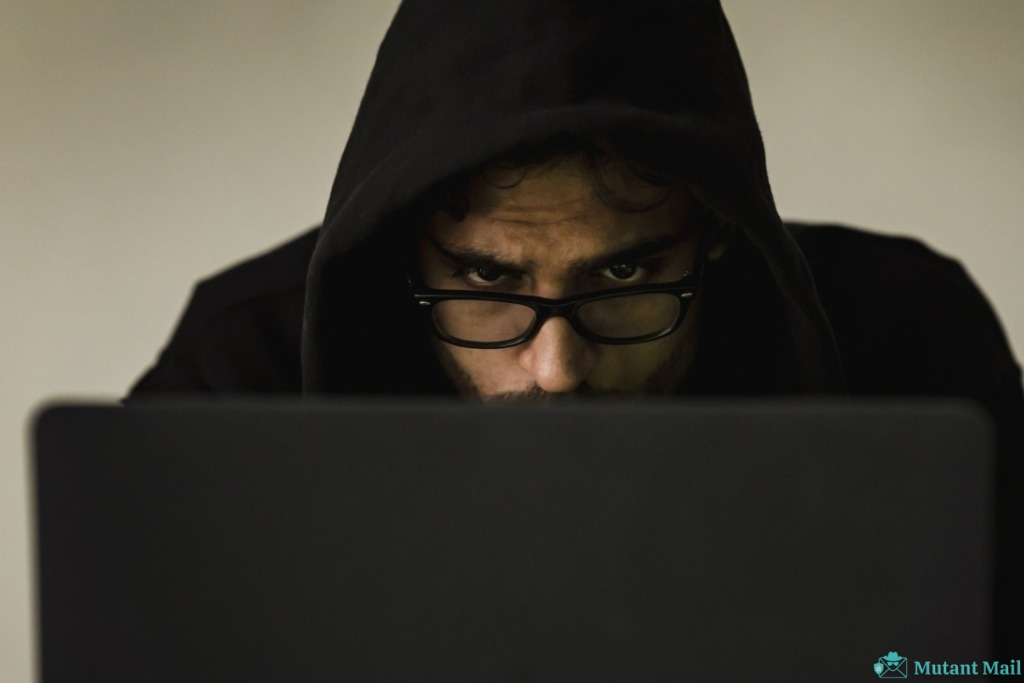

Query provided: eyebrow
[571,233,685,272]
[428,237,529,275]
[427,232,685,275]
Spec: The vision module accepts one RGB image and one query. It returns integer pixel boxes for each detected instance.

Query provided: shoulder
[181,227,318,336]
[128,228,319,395]
[788,222,966,284]
[787,222,1019,396]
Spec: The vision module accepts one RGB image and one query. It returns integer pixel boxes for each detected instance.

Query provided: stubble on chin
[430,321,698,403]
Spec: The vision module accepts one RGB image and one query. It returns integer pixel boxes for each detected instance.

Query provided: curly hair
[418,134,681,220]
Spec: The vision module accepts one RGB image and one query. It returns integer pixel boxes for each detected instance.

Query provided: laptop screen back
[33,399,993,681]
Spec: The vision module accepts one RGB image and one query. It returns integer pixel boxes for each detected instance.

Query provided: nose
[517,317,597,394]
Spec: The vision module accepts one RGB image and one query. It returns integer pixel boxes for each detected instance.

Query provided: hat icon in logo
[875,652,908,678]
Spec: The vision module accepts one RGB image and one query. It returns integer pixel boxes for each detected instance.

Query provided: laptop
[33,399,994,681]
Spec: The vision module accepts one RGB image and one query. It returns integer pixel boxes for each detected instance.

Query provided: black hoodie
[304,0,846,396]
[129,0,1021,649]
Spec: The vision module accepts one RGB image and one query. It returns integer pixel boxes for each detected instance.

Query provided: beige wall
[3,2,1021,678]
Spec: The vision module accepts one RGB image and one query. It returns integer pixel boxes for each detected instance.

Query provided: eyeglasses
[409,259,702,349]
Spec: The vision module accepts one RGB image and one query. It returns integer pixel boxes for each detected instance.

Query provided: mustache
[481,384,630,404]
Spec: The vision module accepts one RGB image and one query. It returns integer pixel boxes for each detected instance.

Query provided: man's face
[417,157,702,400]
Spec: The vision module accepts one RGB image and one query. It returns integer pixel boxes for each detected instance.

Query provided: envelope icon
[876,655,907,678]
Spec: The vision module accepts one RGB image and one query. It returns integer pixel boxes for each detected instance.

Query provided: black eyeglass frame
[409,258,703,349]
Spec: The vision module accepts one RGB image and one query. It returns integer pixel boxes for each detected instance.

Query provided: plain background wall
[3,1,1021,678]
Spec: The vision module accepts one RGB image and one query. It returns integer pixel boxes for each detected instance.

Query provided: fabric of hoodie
[129,0,1022,651]
[304,0,843,395]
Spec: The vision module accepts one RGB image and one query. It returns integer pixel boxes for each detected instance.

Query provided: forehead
[422,157,694,253]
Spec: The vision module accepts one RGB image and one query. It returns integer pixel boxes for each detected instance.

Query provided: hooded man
[129,0,1021,650]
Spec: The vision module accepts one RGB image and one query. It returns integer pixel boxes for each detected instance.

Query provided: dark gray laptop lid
[33,399,994,682]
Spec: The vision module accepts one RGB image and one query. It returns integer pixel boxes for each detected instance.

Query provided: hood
[303,0,844,394]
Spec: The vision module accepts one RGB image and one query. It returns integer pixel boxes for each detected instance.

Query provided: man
[412,143,707,399]
[129,0,1021,648]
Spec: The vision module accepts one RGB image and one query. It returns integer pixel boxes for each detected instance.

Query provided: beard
[430,319,698,404]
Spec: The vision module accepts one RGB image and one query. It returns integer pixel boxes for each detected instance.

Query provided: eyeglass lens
[431,292,683,344]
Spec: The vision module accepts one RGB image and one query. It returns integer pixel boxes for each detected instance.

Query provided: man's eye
[465,267,506,285]
[603,263,643,282]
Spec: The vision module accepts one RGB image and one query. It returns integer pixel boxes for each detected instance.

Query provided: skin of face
[416,156,702,401]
